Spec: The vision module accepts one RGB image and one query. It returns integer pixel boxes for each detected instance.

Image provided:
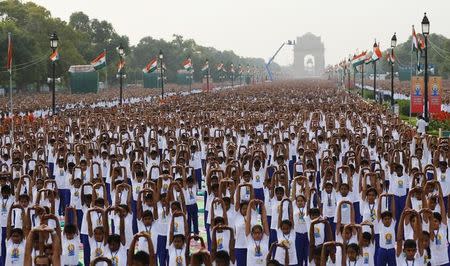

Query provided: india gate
[293,32,325,78]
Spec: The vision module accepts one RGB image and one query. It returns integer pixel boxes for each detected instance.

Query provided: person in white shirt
[416,116,428,135]
[4,228,25,265]
[105,234,127,266]
[61,224,81,266]
[245,199,270,266]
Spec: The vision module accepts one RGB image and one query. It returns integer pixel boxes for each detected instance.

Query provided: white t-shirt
[184,186,197,206]
[293,206,308,234]
[361,244,375,266]
[274,229,297,265]
[417,119,428,134]
[378,221,396,249]
[106,244,127,266]
[90,238,107,260]
[137,221,157,254]
[396,251,424,266]
[252,168,265,189]
[431,224,449,265]
[61,235,81,266]
[215,230,231,253]
[334,194,351,224]
[168,243,187,266]
[246,235,269,265]
[321,190,336,218]
[234,214,247,249]
[5,240,25,265]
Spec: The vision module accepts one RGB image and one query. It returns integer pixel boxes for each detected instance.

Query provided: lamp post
[347,58,351,90]
[390,33,397,109]
[373,41,378,102]
[159,50,164,99]
[361,60,365,97]
[118,43,124,105]
[422,12,430,121]
[50,32,58,114]
[206,59,210,92]
[231,63,234,87]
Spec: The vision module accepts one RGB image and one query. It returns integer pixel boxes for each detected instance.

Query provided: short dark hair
[1,185,11,194]
[309,208,320,217]
[132,251,150,265]
[404,239,417,249]
[381,211,392,219]
[215,250,230,265]
[433,212,442,222]
[362,232,372,241]
[347,243,360,253]
[10,228,23,238]
[63,224,77,235]
[107,234,121,245]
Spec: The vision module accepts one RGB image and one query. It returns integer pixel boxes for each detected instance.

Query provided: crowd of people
[0,80,448,266]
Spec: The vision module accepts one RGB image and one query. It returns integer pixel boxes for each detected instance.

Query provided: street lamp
[159,50,164,99]
[373,41,378,102]
[230,63,234,87]
[390,33,397,109]
[347,57,351,90]
[118,43,124,105]
[422,12,430,121]
[205,59,210,92]
[50,32,58,114]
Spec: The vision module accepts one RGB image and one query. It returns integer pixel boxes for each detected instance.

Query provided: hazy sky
[31,0,449,66]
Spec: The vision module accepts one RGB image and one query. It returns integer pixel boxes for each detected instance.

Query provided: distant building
[293,33,325,78]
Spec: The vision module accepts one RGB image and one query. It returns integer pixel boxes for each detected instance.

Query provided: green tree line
[0,0,272,91]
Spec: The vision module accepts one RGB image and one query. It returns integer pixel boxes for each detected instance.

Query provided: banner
[429,76,442,113]
[410,76,424,113]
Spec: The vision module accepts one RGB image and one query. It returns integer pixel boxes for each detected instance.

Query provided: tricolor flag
[351,51,367,68]
[6,33,12,73]
[117,59,125,73]
[50,49,59,62]
[91,50,107,70]
[371,43,382,62]
[217,62,224,71]
[387,49,395,64]
[418,34,426,50]
[230,63,235,73]
[201,61,209,72]
[143,57,157,73]
[182,57,193,71]
[364,52,373,64]
[412,25,419,52]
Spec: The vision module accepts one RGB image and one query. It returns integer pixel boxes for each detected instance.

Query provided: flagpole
[104,49,108,90]
[8,32,13,142]
[409,47,413,119]
[361,63,364,97]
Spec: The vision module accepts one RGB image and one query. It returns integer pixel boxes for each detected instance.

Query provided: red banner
[429,76,442,113]
[410,76,424,114]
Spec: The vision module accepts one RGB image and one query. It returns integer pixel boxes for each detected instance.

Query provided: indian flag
[117,59,125,73]
[182,57,193,71]
[230,63,235,73]
[143,58,157,73]
[364,52,373,64]
[201,61,209,72]
[91,50,106,70]
[412,25,419,51]
[372,43,382,62]
[50,49,59,62]
[387,49,395,64]
[352,51,367,68]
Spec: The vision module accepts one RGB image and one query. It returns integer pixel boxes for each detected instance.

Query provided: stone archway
[293,33,325,78]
